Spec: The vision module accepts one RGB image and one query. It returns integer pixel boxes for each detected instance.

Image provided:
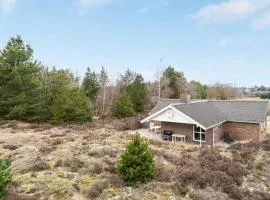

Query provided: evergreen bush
[116,134,156,186]
[112,92,135,118]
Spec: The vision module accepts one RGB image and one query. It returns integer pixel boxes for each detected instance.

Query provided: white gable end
[151,108,194,124]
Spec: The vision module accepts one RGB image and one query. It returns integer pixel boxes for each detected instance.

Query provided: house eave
[141,105,206,130]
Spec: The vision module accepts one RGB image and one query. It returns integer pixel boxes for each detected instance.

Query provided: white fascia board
[140,105,173,123]
[205,120,226,130]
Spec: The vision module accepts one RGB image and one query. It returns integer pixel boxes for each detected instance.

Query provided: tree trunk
[102,85,106,116]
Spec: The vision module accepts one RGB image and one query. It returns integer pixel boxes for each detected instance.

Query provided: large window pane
[201,133,205,141]
[194,132,200,140]
[194,132,206,141]
[194,126,200,132]
[194,125,206,133]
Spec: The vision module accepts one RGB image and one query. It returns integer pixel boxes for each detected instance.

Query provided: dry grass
[0,120,270,200]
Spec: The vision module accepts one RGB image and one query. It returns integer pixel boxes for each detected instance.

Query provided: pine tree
[50,87,93,123]
[40,68,78,121]
[116,134,156,186]
[82,67,100,101]
[190,80,208,99]
[112,92,135,118]
[0,35,42,121]
[120,68,136,90]
[162,66,187,98]
[126,74,148,113]
[99,66,109,116]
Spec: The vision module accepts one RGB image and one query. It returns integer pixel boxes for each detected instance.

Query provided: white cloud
[75,0,171,15]
[76,0,171,9]
[158,0,171,7]
[218,36,253,46]
[138,6,148,14]
[219,39,228,46]
[193,0,270,23]
[77,0,114,7]
[0,0,16,15]
[252,10,270,29]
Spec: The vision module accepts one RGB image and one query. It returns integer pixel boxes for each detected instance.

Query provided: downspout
[212,128,215,147]
[212,124,222,147]
[200,132,202,147]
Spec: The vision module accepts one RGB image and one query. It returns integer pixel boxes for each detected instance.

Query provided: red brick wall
[161,122,194,142]
[212,124,224,144]
[160,121,266,145]
[223,122,260,141]
[160,122,213,145]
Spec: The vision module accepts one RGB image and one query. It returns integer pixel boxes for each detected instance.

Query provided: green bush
[112,92,135,118]
[50,87,93,123]
[0,156,12,198]
[116,134,156,186]
[260,93,270,99]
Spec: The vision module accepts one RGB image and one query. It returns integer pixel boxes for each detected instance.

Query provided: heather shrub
[116,134,156,186]
[88,161,103,174]
[29,161,50,172]
[190,187,230,200]
[225,184,243,200]
[248,190,270,200]
[63,158,85,172]
[88,179,109,198]
[173,181,189,196]
[226,163,247,185]
[0,156,12,198]
[262,140,270,151]
[102,146,118,157]
[2,144,19,151]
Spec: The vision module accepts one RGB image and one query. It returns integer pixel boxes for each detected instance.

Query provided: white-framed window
[193,125,206,142]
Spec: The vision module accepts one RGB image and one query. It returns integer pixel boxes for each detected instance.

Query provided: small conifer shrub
[116,134,156,186]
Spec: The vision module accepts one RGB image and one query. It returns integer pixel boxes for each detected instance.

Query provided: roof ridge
[159,98,179,101]
[189,100,209,104]
[209,100,269,103]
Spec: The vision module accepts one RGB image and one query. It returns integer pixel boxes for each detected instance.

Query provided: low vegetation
[260,92,270,99]
[0,120,270,200]
[0,156,12,198]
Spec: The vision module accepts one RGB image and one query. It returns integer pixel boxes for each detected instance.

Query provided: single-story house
[141,96,269,145]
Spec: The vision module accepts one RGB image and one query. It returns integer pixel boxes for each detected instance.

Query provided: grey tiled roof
[210,100,269,124]
[173,102,226,128]
[149,99,199,115]
[149,99,182,115]
[149,99,269,129]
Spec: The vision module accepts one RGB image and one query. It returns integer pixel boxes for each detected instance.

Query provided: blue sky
[1,0,270,86]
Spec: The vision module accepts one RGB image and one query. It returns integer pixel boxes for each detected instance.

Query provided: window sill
[193,140,206,143]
